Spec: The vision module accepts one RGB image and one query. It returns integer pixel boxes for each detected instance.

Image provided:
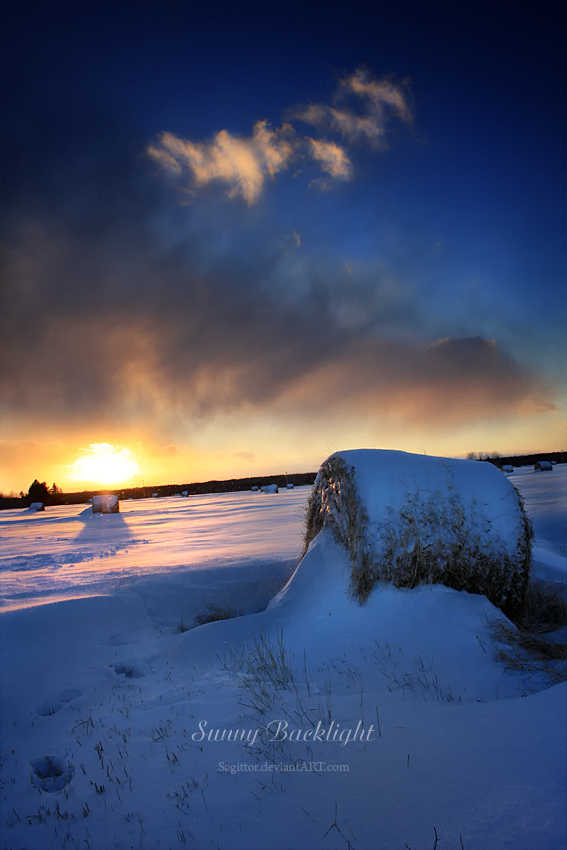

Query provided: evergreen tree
[28,479,51,505]
[49,483,63,504]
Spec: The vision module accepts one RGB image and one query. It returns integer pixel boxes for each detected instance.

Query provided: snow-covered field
[1,464,566,850]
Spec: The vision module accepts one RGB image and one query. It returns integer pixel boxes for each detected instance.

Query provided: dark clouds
[0,73,414,431]
[272,336,556,427]
[0,175,554,437]
[0,66,557,439]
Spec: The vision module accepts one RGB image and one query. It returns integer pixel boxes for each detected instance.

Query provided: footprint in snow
[113,663,145,679]
[30,755,74,792]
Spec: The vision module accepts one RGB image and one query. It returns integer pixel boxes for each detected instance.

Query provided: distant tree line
[466,451,502,461]
[467,450,566,468]
[0,472,318,510]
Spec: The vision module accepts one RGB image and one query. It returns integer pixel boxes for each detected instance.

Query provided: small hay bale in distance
[534,460,553,472]
[29,502,45,512]
[304,449,533,622]
[92,494,119,514]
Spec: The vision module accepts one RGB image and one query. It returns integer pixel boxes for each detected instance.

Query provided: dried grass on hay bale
[304,450,533,623]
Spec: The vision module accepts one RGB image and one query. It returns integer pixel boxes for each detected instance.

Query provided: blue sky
[1,1,565,491]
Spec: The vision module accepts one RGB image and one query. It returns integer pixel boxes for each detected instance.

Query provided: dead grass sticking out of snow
[221,628,296,706]
[520,579,567,634]
[492,579,567,685]
[492,622,567,686]
[194,604,241,627]
[220,630,304,764]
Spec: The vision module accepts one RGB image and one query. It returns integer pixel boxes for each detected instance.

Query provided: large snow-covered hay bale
[534,460,553,471]
[92,494,119,514]
[304,450,533,622]
[29,502,45,512]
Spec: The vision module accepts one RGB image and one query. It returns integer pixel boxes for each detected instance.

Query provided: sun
[69,443,141,486]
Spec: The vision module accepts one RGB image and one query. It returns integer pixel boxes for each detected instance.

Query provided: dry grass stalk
[492,621,567,685]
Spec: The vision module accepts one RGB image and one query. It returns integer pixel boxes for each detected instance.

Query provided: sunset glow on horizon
[68,444,141,488]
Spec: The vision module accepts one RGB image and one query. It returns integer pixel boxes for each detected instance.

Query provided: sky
[1,0,565,493]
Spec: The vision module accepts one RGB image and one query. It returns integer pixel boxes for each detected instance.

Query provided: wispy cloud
[148,68,412,202]
[342,69,413,129]
[146,143,183,175]
[307,138,352,178]
[149,120,296,204]
[296,68,413,147]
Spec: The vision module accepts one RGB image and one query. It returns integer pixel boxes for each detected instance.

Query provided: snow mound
[304,449,532,621]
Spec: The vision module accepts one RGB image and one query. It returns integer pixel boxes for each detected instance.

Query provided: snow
[342,449,525,555]
[508,464,567,588]
[1,467,566,850]
[0,490,305,614]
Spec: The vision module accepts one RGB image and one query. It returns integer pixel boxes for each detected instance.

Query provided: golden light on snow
[68,443,141,486]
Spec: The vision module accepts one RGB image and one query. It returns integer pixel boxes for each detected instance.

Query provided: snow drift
[0,472,565,850]
[304,450,533,621]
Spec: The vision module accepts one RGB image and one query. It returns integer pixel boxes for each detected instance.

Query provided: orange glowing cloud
[307,138,352,179]
[296,68,413,148]
[148,69,413,203]
[270,337,558,429]
[149,121,296,204]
